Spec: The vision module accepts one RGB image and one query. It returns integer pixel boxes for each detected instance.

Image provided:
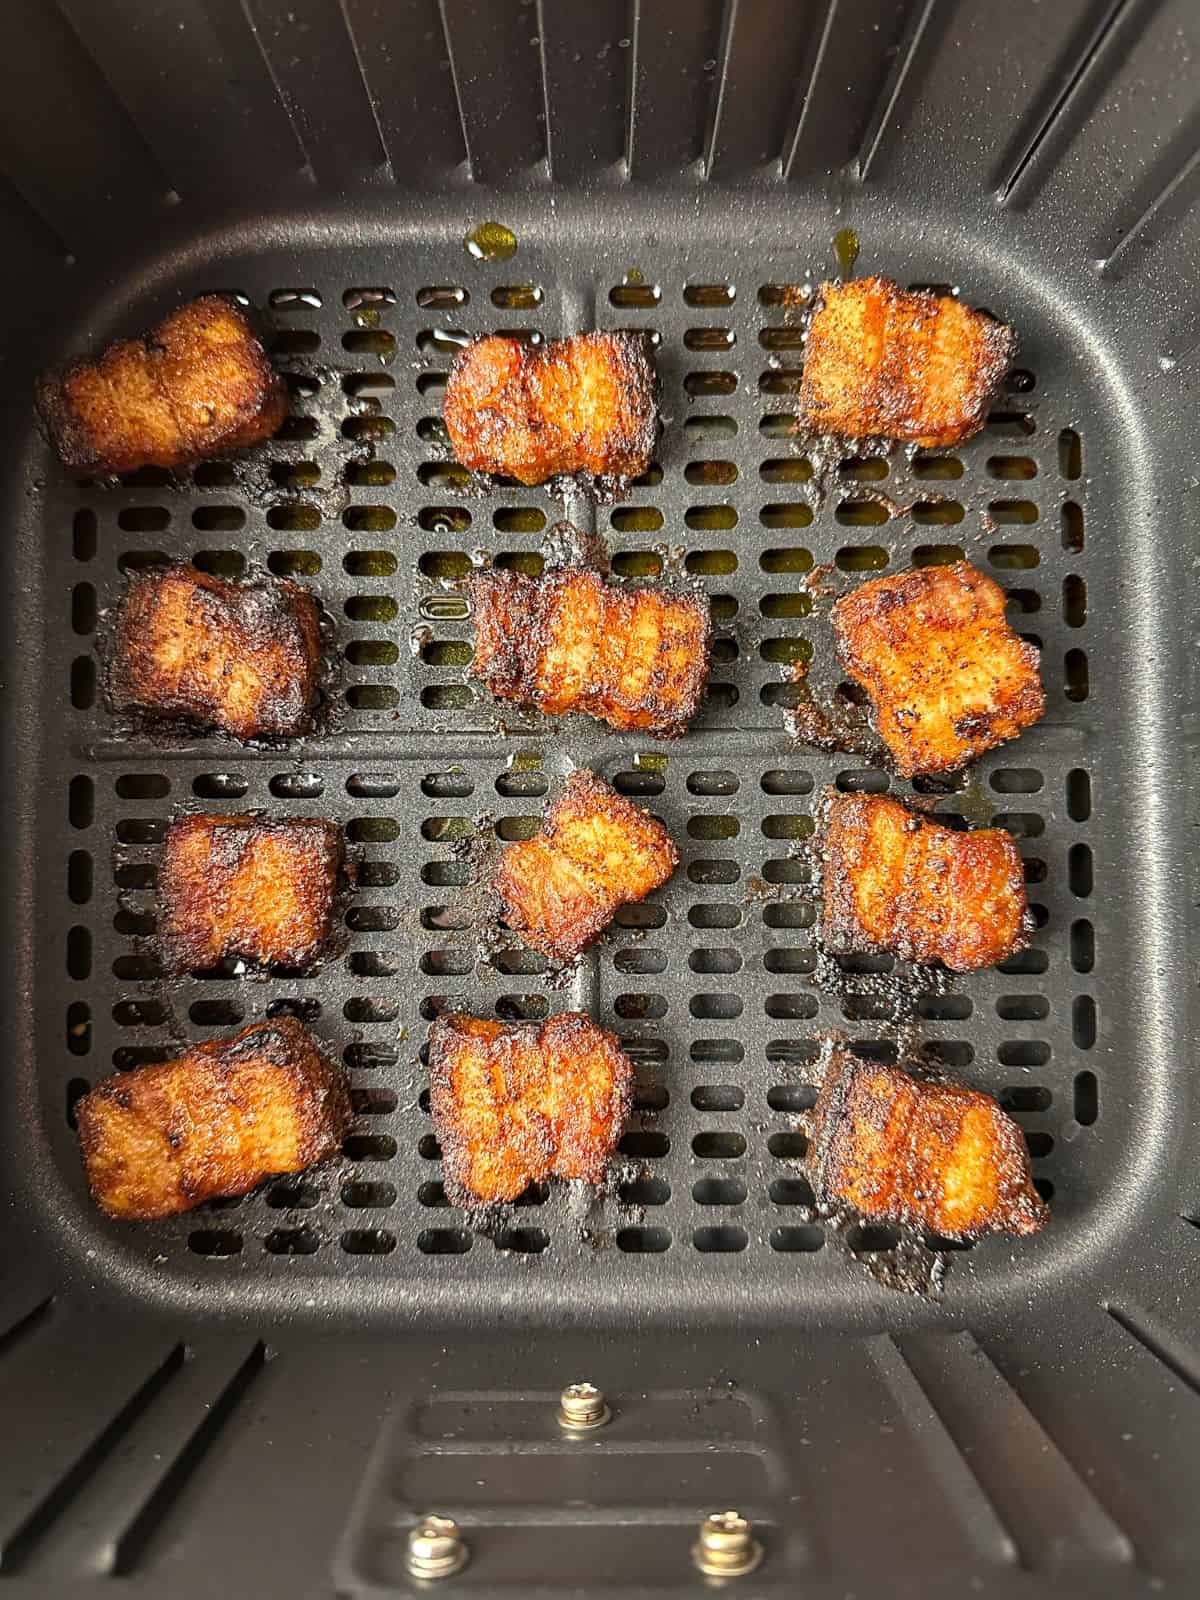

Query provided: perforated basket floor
[11,222,1099,1319]
[4,187,1171,1333]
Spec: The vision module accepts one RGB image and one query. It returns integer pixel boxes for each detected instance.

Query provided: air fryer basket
[1,1,1199,1594]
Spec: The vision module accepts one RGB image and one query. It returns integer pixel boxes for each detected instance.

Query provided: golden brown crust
[822,792,1030,972]
[109,563,323,741]
[428,1011,633,1206]
[37,295,287,475]
[808,1050,1048,1240]
[470,566,711,737]
[833,561,1044,776]
[799,277,1015,447]
[496,769,678,961]
[76,1017,349,1221]
[443,332,657,484]
[158,814,344,975]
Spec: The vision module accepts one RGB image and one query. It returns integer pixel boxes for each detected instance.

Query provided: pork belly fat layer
[428,1011,634,1205]
[109,564,322,740]
[496,769,678,960]
[833,561,1044,775]
[158,814,343,973]
[38,295,286,475]
[444,331,657,484]
[77,1017,349,1220]
[822,791,1030,972]
[470,565,711,737]
[799,277,1014,447]
[807,1050,1048,1240]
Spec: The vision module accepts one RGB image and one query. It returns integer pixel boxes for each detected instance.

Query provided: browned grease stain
[785,657,880,757]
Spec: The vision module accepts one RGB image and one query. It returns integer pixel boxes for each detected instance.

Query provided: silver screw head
[557,1381,611,1432]
[691,1510,764,1579]
[406,1514,469,1581]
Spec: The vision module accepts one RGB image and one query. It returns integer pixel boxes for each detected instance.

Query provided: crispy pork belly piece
[798,276,1015,447]
[76,1017,349,1221]
[428,1011,633,1206]
[808,1050,1048,1240]
[822,792,1029,972]
[496,769,678,961]
[833,561,1043,776]
[470,565,711,737]
[37,295,287,475]
[443,331,657,484]
[158,814,343,974]
[109,563,323,740]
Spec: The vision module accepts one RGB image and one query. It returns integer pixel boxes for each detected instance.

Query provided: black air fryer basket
[2,1,1198,1594]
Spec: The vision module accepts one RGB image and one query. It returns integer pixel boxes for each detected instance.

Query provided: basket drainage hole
[341,1229,396,1255]
[924,1041,975,1069]
[344,1134,398,1161]
[264,1227,319,1255]
[619,1131,670,1159]
[690,1086,744,1112]
[770,1225,823,1252]
[270,287,321,312]
[766,1085,816,1113]
[65,1076,89,1127]
[767,1046,820,1074]
[1073,1070,1099,1126]
[267,1179,319,1209]
[193,773,249,799]
[69,775,94,829]
[495,1227,548,1254]
[693,1226,747,1253]
[846,1223,900,1253]
[418,1228,471,1254]
[267,998,320,1023]
[692,1132,746,1159]
[768,1131,806,1159]
[345,1181,398,1208]
[270,773,323,799]
[1000,1085,1052,1113]
[189,1229,242,1257]
[632,1083,669,1113]
[693,1178,747,1206]
[73,508,97,560]
[617,1227,671,1253]
[619,1177,670,1207]
[770,1178,814,1206]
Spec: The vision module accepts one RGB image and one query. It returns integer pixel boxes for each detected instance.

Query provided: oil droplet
[420,593,468,621]
[833,227,860,276]
[624,266,644,285]
[465,221,517,262]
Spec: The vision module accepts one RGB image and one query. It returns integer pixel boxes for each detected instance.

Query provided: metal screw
[691,1511,763,1579]
[405,1515,468,1582]
[557,1381,611,1432]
